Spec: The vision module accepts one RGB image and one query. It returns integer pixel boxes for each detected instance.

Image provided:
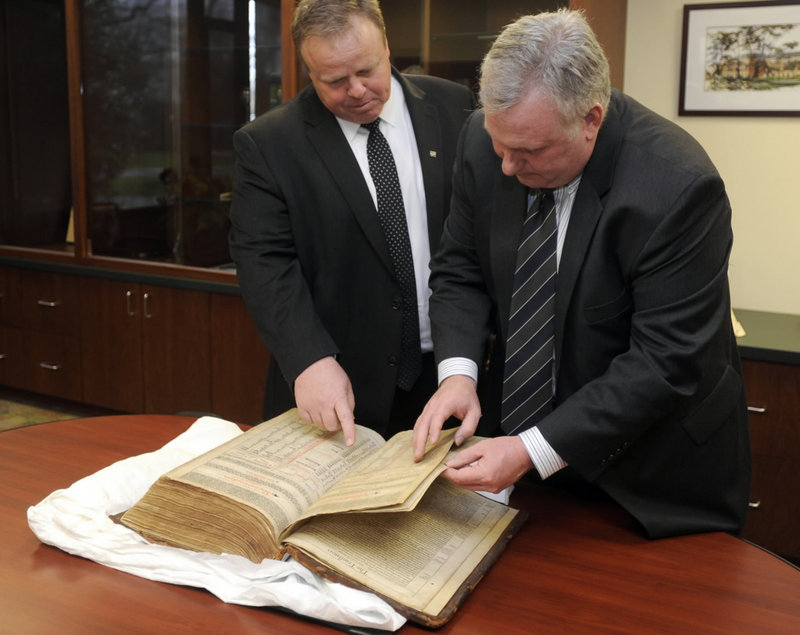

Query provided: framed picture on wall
[679,0,800,116]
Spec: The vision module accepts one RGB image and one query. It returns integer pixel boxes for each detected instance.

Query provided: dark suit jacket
[229,69,475,434]
[429,90,750,538]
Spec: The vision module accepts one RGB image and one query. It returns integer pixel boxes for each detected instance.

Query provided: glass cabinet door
[80,0,281,268]
[0,0,72,251]
[382,0,564,93]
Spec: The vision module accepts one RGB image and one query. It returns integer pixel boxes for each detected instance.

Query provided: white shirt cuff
[437,357,478,385]
[519,426,568,479]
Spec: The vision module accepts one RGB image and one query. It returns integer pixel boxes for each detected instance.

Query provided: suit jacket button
[388,355,398,367]
[392,300,401,310]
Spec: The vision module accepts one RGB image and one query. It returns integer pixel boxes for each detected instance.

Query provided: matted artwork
[680,1,800,115]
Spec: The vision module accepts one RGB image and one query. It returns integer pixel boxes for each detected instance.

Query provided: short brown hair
[291,0,385,47]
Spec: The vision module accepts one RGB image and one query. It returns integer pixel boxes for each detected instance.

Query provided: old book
[120,409,526,627]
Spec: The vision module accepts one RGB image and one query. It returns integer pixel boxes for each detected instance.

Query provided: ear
[583,103,604,140]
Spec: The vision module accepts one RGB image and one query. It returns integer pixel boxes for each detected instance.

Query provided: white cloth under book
[27,416,406,632]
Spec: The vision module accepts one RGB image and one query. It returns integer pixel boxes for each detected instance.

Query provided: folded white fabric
[27,416,406,631]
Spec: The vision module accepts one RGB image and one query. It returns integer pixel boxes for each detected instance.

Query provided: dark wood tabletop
[2,414,799,634]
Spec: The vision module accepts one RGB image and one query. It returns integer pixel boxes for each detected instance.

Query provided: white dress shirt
[336,76,432,353]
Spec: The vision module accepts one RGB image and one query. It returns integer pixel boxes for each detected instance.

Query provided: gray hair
[291,0,385,47]
[479,9,611,130]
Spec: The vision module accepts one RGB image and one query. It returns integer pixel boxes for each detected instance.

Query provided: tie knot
[362,119,381,134]
[527,188,554,219]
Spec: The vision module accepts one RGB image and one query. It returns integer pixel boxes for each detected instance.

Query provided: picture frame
[679,1,800,116]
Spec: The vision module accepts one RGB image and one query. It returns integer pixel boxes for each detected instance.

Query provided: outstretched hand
[412,375,481,461]
[294,356,356,445]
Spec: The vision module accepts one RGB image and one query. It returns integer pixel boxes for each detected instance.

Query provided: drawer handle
[39,362,61,371]
[0,353,7,360]
[37,299,60,308]
[748,500,761,509]
[747,406,766,414]
[126,290,136,317]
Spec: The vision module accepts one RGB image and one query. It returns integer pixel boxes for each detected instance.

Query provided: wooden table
[2,415,799,634]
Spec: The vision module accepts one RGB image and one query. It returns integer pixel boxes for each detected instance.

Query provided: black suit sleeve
[229,125,340,386]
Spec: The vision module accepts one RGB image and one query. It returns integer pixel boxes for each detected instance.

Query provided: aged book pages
[281,427,457,536]
[284,479,522,625]
[122,410,386,559]
[121,410,458,561]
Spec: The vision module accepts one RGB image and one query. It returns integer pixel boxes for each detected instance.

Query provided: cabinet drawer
[0,326,26,388]
[26,332,82,402]
[741,359,800,461]
[3,268,81,335]
[742,453,800,560]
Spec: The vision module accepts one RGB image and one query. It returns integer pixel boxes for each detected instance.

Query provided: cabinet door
[209,293,270,424]
[140,285,211,415]
[80,277,145,412]
[0,267,7,324]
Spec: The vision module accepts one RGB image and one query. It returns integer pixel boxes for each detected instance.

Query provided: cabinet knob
[748,500,761,509]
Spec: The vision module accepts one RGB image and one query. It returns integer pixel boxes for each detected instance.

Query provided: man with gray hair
[413,9,750,539]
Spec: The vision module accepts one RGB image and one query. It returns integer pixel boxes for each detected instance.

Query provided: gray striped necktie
[362,119,422,391]
[501,189,557,434]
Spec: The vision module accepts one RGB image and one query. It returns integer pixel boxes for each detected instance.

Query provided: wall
[624,0,800,315]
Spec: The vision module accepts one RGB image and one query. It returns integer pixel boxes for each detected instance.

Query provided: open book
[120,409,525,627]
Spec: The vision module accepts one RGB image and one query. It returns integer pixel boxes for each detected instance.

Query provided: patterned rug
[0,397,83,432]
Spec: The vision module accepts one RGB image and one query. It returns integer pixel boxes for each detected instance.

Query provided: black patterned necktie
[501,189,557,434]
[362,119,422,391]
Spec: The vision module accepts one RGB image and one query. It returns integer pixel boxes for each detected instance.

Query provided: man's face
[484,88,602,189]
[300,14,392,124]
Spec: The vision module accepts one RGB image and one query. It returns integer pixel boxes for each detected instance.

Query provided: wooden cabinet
[0,267,82,401]
[79,277,143,412]
[1,265,269,425]
[79,277,211,415]
[740,358,800,562]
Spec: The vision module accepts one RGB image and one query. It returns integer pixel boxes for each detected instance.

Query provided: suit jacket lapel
[554,92,622,363]
[398,71,445,249]
[300,87,395,273]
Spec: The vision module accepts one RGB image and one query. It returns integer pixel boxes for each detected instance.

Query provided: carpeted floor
[0,390,114,432]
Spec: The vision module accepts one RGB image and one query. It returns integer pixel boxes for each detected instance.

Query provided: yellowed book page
[283,428,457,534]
[284,479,518,616]
[168,409,384,536]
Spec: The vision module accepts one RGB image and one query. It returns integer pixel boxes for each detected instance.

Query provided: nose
[499,149,523,177]
[346,77,367,99]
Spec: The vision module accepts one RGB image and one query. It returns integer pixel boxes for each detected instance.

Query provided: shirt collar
[337,75,404,143]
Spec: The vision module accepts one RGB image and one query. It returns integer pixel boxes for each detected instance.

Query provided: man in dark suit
[413,9,750,538]
[229,0,474,442]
